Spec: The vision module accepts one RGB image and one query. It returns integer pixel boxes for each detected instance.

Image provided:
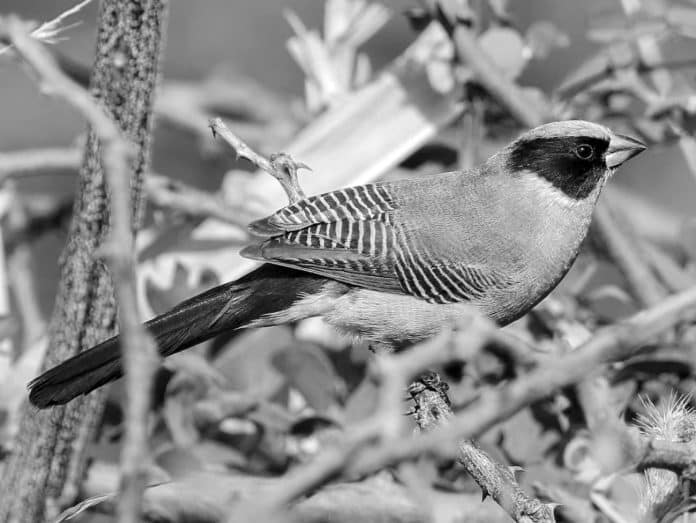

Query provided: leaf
[487,0,510,20]
[272,344,344,412]
[525,21,569,60]
[155,446,206,477]
[343,373,379,423]
[477,27,528,79]
[496,408,559,464]
[213,326,294,397]
[666,5,696,38]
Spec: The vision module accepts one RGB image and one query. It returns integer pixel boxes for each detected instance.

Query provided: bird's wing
[241,182,516,304]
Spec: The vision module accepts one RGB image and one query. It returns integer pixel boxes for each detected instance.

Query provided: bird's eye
[575,144,594,160]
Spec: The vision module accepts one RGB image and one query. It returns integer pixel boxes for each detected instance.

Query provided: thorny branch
[226,283,696,522]
[409,373,556,522]
[0,14,159,523]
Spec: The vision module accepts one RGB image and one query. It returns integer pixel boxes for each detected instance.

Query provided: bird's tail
[28,265,332,408]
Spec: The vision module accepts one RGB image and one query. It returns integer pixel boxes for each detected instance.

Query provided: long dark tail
[28,265,332,408]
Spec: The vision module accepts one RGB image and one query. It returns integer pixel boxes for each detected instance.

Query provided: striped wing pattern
[252,184,396,235]
[246,183,512,304]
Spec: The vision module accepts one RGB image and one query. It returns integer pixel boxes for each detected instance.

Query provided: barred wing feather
[243,183,514,304]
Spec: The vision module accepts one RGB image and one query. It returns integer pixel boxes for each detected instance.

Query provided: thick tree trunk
[0,2,168,521]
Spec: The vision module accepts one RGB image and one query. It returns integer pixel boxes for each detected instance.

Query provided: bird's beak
[605,134,647,169]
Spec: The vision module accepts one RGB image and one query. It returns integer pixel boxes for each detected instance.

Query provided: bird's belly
[323,288,489,346]
[322,277,558,346]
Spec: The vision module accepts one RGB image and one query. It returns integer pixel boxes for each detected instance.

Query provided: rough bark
[0,2,168,521]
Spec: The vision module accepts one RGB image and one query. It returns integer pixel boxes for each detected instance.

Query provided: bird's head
[500,120,646,200]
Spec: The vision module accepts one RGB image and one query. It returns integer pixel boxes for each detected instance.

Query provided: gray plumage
[28,120,646,407]
[241,120,645,343]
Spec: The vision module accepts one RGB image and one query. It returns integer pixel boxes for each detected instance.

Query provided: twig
[229,313,542,521]
[349,284,696,475]
[146,174,253,227]
[231,284,696,520]
[210,117,309,205]
[555,54,696,100]
[418,0,550,127]
[640,240,696,292]
[8,244,46,345]
[0,14,159,523]
[4,195,73,253]
[450,25,548,128]
[0,147,249,226]
[408,372,556,522]
[0,147,81,181]
[593,201,667,307]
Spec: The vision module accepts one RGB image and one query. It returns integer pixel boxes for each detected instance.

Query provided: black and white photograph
[0,1,696,521]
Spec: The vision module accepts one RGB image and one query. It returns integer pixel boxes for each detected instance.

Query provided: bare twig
[451,25,548,128]
[0,147,250,226]
[409,372,556,522]
[210,117,309,205]
[146,174,253,227]
[1,14,160,523]
[593,202,667,307]
[0,147,81,181]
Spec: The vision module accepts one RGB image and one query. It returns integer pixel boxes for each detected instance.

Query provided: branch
[0,147,249,226]
[0,14,161,523]
[146,174,253,227]
[350,284,696,475]
[0,147,81,181]
[228,312,543,521]
[593,201,667,307]
[408,372,556,522]
[209,118,309,205]
[225,283,696,522]
[451,25,548,128]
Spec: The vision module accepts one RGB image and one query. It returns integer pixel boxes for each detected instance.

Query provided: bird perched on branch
[29,120,646,408]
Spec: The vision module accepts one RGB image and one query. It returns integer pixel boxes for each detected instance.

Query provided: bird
[28,120,646,408]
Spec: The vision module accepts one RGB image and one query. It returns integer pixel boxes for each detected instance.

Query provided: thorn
[508,465,524,479]
[481,488,489,502]
[295,161,312,172]
[403,408,416,416]
[237,152,253,163]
